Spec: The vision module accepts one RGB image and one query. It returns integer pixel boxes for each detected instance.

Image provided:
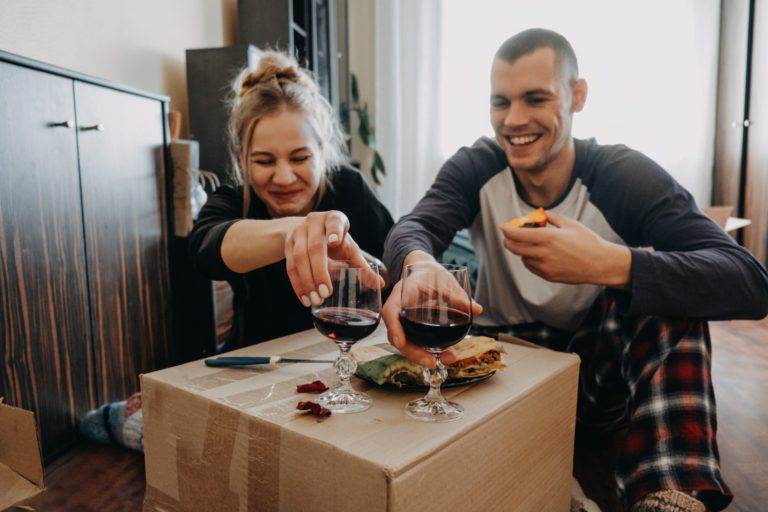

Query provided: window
[439,0,720,204]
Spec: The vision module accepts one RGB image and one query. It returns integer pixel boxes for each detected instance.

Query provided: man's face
[490,47,585,174]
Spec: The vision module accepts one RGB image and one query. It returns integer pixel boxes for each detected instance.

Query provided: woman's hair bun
[239,52,305,96]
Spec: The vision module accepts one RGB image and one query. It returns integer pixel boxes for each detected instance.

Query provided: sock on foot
[631,490,706,512]
[78,392,143,451]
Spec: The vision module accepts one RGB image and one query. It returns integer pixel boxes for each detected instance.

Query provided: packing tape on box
[145,345,349,511]
[145,390,283,511]
[182,340,337,392]
[220,368,338,411]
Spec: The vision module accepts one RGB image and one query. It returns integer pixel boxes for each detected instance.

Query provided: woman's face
[246,109,322,217]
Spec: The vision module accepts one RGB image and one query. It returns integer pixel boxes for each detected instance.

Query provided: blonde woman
[190,51,393,347]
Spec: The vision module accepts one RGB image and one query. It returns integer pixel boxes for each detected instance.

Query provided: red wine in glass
[312,262,382,413]
[313,307,380,343]
[400,306,471,350]
[401,262,472,422]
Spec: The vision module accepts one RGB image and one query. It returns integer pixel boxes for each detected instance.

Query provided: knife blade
[204,356,334,367]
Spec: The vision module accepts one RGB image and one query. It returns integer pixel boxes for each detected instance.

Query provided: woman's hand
[284,210,383,306]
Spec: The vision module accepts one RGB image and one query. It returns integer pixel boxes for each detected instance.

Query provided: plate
[357,371,496,391]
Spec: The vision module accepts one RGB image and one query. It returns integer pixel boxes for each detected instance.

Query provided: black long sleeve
[188,167,395,346]
[583,146,768,319]
[383,137,768,325]
[188,185,242,281]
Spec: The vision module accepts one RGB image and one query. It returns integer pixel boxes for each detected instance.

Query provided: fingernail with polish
[301,295,311,307]
[310,291,321,305]
[328,234,339,244]
[318,284,330,298]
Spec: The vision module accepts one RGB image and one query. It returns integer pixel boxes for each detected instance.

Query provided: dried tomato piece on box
[297,401,331,418]
[296,380,329,393]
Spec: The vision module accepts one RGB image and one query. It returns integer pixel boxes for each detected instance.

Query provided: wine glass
[312,262,382,413]
[400,263,472,422]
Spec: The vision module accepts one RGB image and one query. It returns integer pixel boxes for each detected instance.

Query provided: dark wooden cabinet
[74,82,172,402]
[0,60,96,458]
[0,51,173,459]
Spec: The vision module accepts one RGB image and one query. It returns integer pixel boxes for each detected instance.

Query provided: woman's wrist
[279,216,304,245]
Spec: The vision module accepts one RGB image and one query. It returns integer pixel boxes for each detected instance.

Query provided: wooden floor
[708,318,768,512]
[18,318,768,512]
[22,444,145,511]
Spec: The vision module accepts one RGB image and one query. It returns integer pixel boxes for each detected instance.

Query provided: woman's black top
[190,166,394,348]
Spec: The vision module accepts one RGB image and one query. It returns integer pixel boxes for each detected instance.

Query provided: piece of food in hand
[500,207,548,229]
[296,400,331,417]
[296,380,329,393]
[355,336,506,387]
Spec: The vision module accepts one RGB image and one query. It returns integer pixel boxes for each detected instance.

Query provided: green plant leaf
[373,150,385,175]
[356,108,371,145]
[371,150,386,184]
[348,73,385,185]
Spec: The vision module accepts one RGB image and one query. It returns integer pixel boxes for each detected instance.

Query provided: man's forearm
[628,246,768,319]
[383,221,440,284]
[600,241,632,288]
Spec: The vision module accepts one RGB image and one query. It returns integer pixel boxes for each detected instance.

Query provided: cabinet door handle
[49,120,74,128]
[80,124,104,131]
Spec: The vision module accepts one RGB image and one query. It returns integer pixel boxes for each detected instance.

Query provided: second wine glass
[400,263,472,422]
[312,262,382,413]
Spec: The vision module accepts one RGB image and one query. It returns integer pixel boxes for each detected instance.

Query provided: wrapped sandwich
[355,336,505,388]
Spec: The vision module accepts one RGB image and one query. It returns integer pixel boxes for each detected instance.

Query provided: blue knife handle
[204,356,271,367]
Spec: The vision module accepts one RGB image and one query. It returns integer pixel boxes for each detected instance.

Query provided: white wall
[0,0,238,137]
[347,0,377,184]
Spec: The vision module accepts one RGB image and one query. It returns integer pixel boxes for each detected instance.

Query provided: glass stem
[335,343,356,390]
[423,353,448,402]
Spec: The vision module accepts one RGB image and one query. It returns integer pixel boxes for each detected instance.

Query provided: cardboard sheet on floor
[0,401,44,510]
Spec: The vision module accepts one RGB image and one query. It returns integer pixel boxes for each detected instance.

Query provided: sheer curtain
[374,0,721,215]
[374,0,443,220]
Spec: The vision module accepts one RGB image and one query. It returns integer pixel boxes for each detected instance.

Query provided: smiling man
[382,28,768,512]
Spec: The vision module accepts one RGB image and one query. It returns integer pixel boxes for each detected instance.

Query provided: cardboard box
[702,206,733,229]
[0,400,44,510]
[702,205,752,233]
[142,328,579,512]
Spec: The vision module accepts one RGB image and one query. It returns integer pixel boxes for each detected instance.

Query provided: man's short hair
[495,28,579,83]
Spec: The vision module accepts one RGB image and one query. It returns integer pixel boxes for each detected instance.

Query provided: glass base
[405,397,464,422]
[317,386,372,413]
